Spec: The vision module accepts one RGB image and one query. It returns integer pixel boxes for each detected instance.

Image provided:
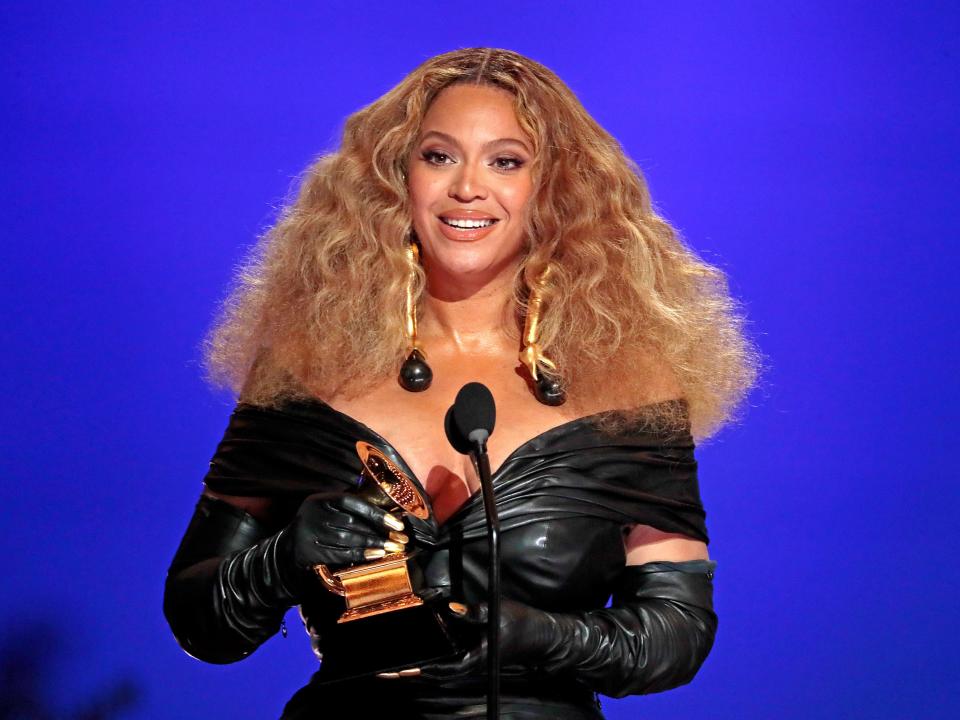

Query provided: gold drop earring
[520,265,566,406]
[398,242,432,392]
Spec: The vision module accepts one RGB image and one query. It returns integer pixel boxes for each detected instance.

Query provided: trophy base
[339,593,423,623]
[316,598,461,683]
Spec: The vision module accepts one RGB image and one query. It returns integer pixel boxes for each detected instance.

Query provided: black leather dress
[203,398,711,719]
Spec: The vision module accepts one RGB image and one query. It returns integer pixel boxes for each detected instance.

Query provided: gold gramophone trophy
[312,441,461,681]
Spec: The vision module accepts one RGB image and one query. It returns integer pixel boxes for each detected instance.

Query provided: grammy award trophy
[312,441,462,681]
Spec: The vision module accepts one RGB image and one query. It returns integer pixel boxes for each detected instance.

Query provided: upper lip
[438,210,499,221]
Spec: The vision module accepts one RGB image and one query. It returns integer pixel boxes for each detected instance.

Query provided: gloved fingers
[416,646,485,680]
[443,601,488,626]
[287,493,412,576]
[300,493,405,537]
[306,528,392,565]
[316,519,399,550]
[376,667,422,679]
[293,519,403,568]
[332,494,406,534]
[326,515,408,554]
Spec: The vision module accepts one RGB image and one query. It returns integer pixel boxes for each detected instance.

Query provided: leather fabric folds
[200,397,713,717]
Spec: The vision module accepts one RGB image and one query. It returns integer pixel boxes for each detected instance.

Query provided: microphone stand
[469,433,500,720]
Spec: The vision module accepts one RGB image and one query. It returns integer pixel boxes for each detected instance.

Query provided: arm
[412,526,717,698]
[623,523,710,565]
[163,490,405,664]
[554,524,715,696]
[518,558,717,697]
[163,493,289,664]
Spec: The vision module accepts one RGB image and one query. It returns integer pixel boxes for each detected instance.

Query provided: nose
[448,161,488,202]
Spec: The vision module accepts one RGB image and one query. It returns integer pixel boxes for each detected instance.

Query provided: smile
[440,217,499,229]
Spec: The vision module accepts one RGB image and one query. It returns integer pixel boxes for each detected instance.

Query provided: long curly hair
[204,48,760,441]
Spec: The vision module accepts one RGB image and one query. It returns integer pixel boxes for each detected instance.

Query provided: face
[407,84,534,288]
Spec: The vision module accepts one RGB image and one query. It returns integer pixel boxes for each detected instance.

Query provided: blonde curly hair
[204,48,760,441]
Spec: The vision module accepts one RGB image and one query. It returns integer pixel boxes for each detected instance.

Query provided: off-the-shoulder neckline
[263,395,689,480]
[237,396,691,530]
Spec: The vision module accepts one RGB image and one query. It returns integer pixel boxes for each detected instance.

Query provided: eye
[421,150,454,165]
[493,156,524,171]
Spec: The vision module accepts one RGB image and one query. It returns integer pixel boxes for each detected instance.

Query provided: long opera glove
[163,493,401,664]
[416,559,717,698]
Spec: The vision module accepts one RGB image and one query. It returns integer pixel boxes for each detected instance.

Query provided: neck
[419,265,518,353]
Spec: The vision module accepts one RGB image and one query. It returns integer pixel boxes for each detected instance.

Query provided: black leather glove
[413,560,717,698]
[276,491,408,594]
[163,492,406,664]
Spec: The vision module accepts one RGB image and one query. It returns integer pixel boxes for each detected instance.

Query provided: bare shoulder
[623,524,709,565]
[619,356,701,565]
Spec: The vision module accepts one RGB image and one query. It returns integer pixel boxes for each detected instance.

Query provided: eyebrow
[417,130,531,153]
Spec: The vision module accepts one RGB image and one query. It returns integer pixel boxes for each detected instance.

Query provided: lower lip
[436,218,499,241]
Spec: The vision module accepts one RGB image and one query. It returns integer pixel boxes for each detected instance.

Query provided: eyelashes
[493,156,524,170]
[420,150,453,165]
[419,150,525,171]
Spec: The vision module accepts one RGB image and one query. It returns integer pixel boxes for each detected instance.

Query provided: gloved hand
[389,560,717,698]
[409,597,561,681]
[164,492,407,664]
[275,491,408,595]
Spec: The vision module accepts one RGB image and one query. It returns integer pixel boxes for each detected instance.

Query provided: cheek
[502,171,534,207]
[504,181,534,217]
[408,174,443,215]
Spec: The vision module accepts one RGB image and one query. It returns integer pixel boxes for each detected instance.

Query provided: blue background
[2,2,957,718]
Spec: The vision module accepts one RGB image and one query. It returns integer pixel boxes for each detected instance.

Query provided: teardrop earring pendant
[520,265,566,406]
[396,247,564,405]
[398,243,433,392]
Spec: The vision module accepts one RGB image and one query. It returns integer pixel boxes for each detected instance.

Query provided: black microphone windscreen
[444,404,473,454]
[452,382,496,440]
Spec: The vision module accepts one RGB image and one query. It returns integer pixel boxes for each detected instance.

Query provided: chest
[326,369,584,524]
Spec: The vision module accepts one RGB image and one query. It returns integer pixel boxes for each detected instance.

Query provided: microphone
[445,382,496,450]
[446,382,500,720]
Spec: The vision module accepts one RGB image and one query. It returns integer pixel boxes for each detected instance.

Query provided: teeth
[441,218,496,229]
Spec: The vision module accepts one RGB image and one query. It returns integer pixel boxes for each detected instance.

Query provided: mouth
[435,215,500,241]
[439,217,499,229]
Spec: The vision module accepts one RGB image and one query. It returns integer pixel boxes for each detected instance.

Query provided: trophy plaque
[312,441,462,681]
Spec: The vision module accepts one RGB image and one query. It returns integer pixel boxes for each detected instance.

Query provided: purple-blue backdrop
[2,2,957,718]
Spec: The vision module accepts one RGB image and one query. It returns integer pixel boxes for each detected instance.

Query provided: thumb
[446,601,488,626]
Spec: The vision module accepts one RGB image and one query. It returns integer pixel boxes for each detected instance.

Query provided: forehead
[419,84,526,143]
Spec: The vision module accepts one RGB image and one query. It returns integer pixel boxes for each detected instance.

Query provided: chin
[425,245,518,280]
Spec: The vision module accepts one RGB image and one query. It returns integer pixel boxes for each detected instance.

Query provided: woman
[164,48,759,719]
